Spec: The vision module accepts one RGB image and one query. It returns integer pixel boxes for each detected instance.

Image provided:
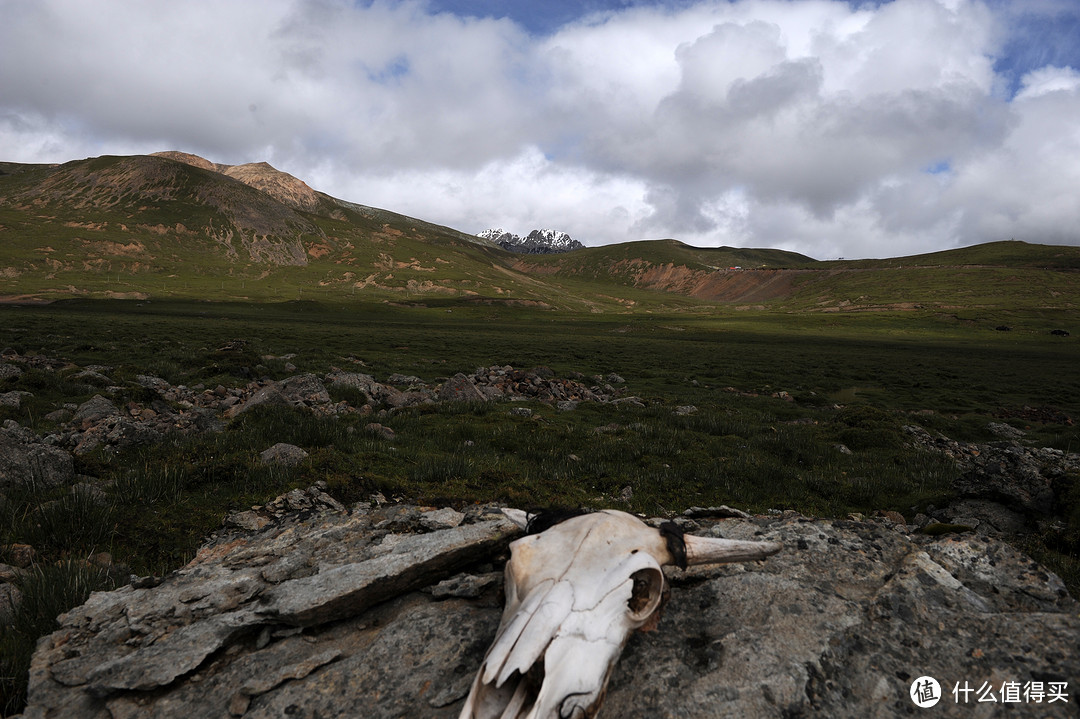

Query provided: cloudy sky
[1,0,1078,259]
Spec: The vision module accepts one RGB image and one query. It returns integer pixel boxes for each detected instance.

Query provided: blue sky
[1,0,1079,259]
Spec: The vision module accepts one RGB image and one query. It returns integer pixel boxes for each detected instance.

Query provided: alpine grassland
[1,298,1078,713]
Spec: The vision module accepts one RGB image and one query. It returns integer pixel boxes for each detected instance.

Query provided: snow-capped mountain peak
[477,227,584,254]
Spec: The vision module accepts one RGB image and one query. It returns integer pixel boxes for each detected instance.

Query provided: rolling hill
[2,152,1078,313]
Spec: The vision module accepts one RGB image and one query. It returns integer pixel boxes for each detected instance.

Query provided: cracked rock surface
[23,502,1079,718]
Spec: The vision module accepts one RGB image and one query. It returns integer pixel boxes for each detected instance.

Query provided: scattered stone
[0,428,75,489]
[135,375,172,393]
[438,373,487,403]
[903,423,1079,530]
[683,505,752,519]
[226,511,273,532]
[876,510,906,525]
[507,407,532,417]
[365,423,395,441]
[0,363,23,380]
[420,507,465,531]
[426,572,501,599]
[1,390,31,408]
[43,408,72,423]
[833,443,853,455]
[5,544,36,568]
[224,383,291,418]
[987,421,1025,440]
[71,395,120,428]
[73,369,113,385]
[0,582,22,623]
[556,400,579,411]
[0,563,21,582]
[280,374,331,406]
[74,415,164,456]
[258,443,309,467]
[673,405,697,416]
[386,373,424,385]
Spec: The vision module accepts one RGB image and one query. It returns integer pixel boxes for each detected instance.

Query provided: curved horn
[683,534,782,566]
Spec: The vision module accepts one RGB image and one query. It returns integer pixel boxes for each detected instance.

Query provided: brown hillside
[153,151,322,213]
[632,264,810,302]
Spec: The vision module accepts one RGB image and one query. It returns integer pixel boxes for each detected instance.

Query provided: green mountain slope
[2,152,1078,314]
[0,154,584,305]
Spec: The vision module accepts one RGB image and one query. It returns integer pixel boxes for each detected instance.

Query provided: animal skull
[459,509,781,719]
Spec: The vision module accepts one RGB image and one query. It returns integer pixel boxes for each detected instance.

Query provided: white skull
[459,509,781,719]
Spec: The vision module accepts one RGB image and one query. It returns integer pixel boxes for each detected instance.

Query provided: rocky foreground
[18,492,1079,718]
[3,348,1080,716]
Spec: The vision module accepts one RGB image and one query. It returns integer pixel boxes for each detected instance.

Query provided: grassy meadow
[1,298,1078,713]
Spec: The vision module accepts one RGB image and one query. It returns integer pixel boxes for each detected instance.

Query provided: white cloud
[311,145,653,242]
[1014,65,1080,99]
[1,0,1078,258]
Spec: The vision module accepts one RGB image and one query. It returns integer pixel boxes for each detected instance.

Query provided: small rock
[833,443,853,455]
[44,408,72,423]
[876,510,906,526]
[426,572,501,599]
[0,431,76,489]
[556,400,579,411]
[259,443,309,467]
[365,423,396,441]
[226,511,272,532]
[673,405,698,416]
[135,375,172,393]
[0,563,20,582]
[0,363,22,380]
[0,583,23,623]
[387,373,424,385]
[420,507,465,531]
[438,373,487,403]
[5,544,36,568]
[987,422,1025,440]
[683,505,751,519]
[508,407,533,417]
[72,395,120,427]
[280,375,331,406]
[225,384,291,418]
[73,369,113,385]
[0,391,31,409]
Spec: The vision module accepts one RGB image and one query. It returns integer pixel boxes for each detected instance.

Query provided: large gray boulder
[223,384,291,418]
[279,374,331,406]
[71,395,121,428]
[22,498,1078,718]
[0,426,75,490]
[438,373,487,403]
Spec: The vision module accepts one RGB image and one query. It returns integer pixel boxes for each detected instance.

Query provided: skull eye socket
[626,567,666,624]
